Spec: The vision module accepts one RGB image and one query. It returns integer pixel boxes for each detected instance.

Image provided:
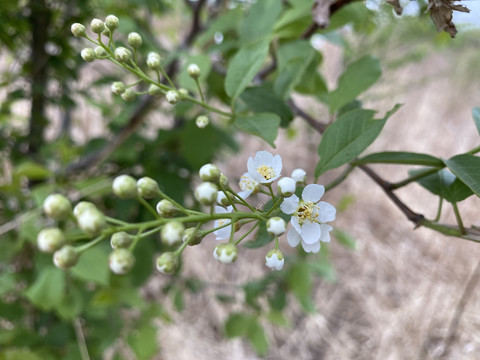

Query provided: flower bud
[77,208,106,237]
[156,252,179,274]
[265,248,284,271]
[110,231,134,249]
[146,52,161,70]
[161,221,184,246]
[216,191,230,207]
[81,48,95,62]
[213,243,238,264]
[195,182,218,205]
[94,46,108,58]
[219,174,229,188]
[156,199,176,217]
[148,84,162,96]
[266,217,286,236]
[109,249,135,274]
[105,15,119,30]
[195,115,209,128]
[178,88,189,98]
[114,47,132,63]
[182,227,203,246]
[43,194,72,220]
[137,177,159,199]
[199,164,220,183]
[71,23,86,38]
[90,18,105,34]
[277,177,296,197]
[127,32,142,48]
[291,168,306,184]
[165,90,179,104]
[73,201,96,219]
[111,81,126,95]
[37,228,65,253]
[112,174,137,199]
[187,63,201,79]
[53,245,79,269]
[121,88,136,101]
[102,27,111,37]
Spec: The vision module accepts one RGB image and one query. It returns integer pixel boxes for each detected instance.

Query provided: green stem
[452,202,466,235]
[235,221,260,245]
[158,65,176,90]
[434,197,443,222]
[129,228,144,251]
[390,167,439,190]
[76,235,107,253]
[73,318,91,360]
[194,78,205,102]
[105,217,130,226]
[138,196,160,219]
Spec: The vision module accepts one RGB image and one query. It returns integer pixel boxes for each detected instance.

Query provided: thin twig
[73,318,91,360]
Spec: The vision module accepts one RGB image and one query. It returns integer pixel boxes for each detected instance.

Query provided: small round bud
[121,88,136,101]
[148,84,162,96]
[102,27,111,37]
[219,174,229,188]
[265,248,284,271]
[137,177,159,199]
[71,23,86,38]
[216,191,230,207]
[94,46,108,58]
[105,15,119,30]
[127,32,142,48]
[114,47,132,63]
[199,164,220,183]
[73,201,96,218]
[90,18,105,34]
[277,177,296,197]
[165,90,179,104]
[195,182,218,205]
[109,249,135,274]
[213,243,238,264]
[110,232,134,249]
[43,194,72,220]
[156,199,177,217]
[146,52,161,70]
[111,81,126,95]
[161,221,185,246]
[182,227,203,246]
[112,174,137,199]
[266,217,287,236]
[81,48,95,62]
[37,228,65,253]
[178,88,189,98]
[77,208,106,237]
[195,115,209,129]
[156,252,179,274]
[53,245,79,269]
[291,169,306,184]
[187,63,201,79]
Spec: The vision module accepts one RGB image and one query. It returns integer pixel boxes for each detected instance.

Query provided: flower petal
[280,195,299,214]
[291,216,301,233]
[320,224,333,243]
[299,222,321,244]
[301,240,320,253]
[255,151,274,166]
[317,201,336,223]
[273,154,283,175]
[287,227,301,247]
[302,184,325,203]
[214,223,231,240]
[247,157,264,183]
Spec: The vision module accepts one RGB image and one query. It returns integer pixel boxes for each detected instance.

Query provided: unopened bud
[148,84,162,96]
[121,88,136,101]
[137,177,159,199]
[156,252,179,274]
[112,174,137,198]
[81,48,95,62]
[178,88,189,98]
[216,191,230,207]
[94,46,108,58]
[90,18,105,34]
[127,32,142,48]
[265,248,284,271]
[156,199,176,217]
[182,227,203,246]
[195,182,218,205]
[105,15,119,30]
[102,27,111,37]
[111,81,126,95]
[291,169,306,184]
[266,217,286,236]
[110,232,134,249]
[213,243,238,264]
[219,174,229,188]
[146,52,161,70]
[165,90,179,104]
[37,228,65,253]
[196,115,209,128]
[71,23,86,38]
[77,208,106,237]
[43,194,72,220]
[187,63,201,79]
[161,221,184,246]
[114,47,132,63]
[277,177,296,197]
[53,245,79,269]
[73,201,96,219]
[199,164,220,183]
[109,249,135,274]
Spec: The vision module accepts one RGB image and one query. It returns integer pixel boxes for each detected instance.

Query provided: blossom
[277,177,296,197]
[291,168,306,184]
[238,172,259,199]
[265,248,284,271]
[213,205,233,240]
[247,151,282,184]
[266,217,287,236]
[280,184,336,253]
[213,243,238,264]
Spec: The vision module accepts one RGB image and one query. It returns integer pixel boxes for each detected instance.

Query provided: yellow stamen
[257,165,274,180]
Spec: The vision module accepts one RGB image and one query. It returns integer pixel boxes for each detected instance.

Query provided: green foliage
[235,113,281,147]
[444,154,480,198]
[354,151,444,167]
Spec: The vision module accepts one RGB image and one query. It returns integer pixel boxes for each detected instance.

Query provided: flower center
[240,175,256,190]
[257,165,274,180]
[296,202,318,224]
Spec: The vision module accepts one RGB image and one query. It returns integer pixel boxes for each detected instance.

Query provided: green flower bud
[213,243,238,264]
[137,177,159,199]
[156,252,179,274]
[111,81,126,95]
[94,46,108,58]
[219,174,229,188]
[146,52,161,70]
[127,32,142,48]
[187,63,201,79]
[182,227,203,246]
[71,23,86,38]
[199,164,220,183]
[161,221,185,246]
[43,194,72,220]
[110,231,134,249]
[109,248,135,274]
[156,199,177,217]
[73,201,96,219]
[102,27,111,37]
[114,47,132,63]
[178,88,189,98]
[112,174,137,198]
[77,208,106,237]
[165,90,179,104]
[90,18,105,34]
[105,15,119,30]
[196,115,209,128]
[121,88,136,101]
[81,48,95,62]
[37,228,65,253]
[148,84,162,96]
[53,245,79,269]
[195,182,218,205]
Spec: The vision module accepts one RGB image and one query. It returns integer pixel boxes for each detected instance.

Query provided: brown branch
[287,99,328,134]
[183,0,207,47]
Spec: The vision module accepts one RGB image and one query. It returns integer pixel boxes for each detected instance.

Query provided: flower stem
[452,202,466,235]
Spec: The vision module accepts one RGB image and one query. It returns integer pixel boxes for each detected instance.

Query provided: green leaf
[287,263,314,312]
[315,105,400,176]
[24,267,65,311]
[225,313,252,338]
[241,85,293,127]
[332,229,356,249]
[274,1,313,39]
[328,55,382,112]
[178,54,211,92]
[248,320,269,356]
[70,247,110,286]
[444,154,480,198]
[235,112,280,147]
[0,349,43,360]
[128,323,158,360]
[354,151,444,167]
[294,53,328,98]
[196,8,243,47]
[473,107,480,135]
[266,310,290,326]
[14,162,51,180]
[225,39,269,100]
[239,0,283,44]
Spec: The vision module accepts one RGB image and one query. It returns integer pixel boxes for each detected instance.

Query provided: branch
[183,0,207,47]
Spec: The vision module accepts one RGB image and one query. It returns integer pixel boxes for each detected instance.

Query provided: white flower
[266,217,286,236]
[291,169,306,184]
[195,182,218,205]
[280,184,336,253]
[213,205,233,240]
[277,177,296,197]
[213,243,238,264]
[196,115,209,128]
[166,90,179,104]
[247,151,282,184]
[265,248,284,271]
[238,172,259,199]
